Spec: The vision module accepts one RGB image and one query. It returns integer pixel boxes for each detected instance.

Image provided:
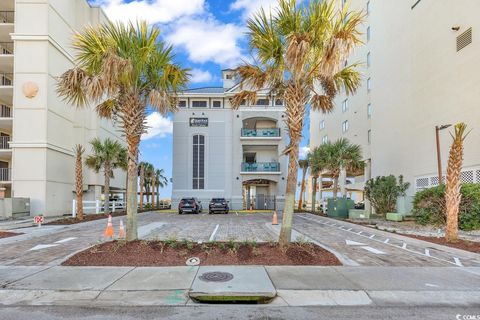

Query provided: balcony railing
[0,73,12,86]
[0,167,10,181]
[241,128,280,137]
[0,136,10,149]
[0,105,10,117]
[241,162,280,172]
[0,42,13,54]
[0,11,14,24]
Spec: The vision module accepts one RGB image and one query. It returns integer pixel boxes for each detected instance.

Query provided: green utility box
[348,209,370,220]
[327,198,355,219]
[386,212,403,222]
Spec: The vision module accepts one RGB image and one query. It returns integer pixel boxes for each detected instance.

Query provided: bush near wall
[412,183,480,231]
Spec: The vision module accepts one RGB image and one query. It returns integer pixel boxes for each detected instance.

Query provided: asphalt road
[0,306,479,320]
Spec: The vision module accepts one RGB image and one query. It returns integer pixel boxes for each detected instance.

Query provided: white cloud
[190,68,214,83]
[92,0,205,24]
[230,0,280,19]
[142,112,173,140]
[165,17,245,67]
[299,146,310,159]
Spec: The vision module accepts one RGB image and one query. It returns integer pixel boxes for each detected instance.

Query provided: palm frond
[230,91,258,109]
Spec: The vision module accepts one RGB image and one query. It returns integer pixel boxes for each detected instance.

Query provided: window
[192,100,207,108]
[256,99,270,106]
[342,120,349,133]
[367,26,371,42]
[178,100,186,108]
[367,103,372,117]
[367,1,370,14]
[342,99,348,112]
[212,100,222,108]
[367,52,371,67]
[226,74,233,80]
[367,78,372,91]
[322,135,328,144]
[344,59,348,67]
[320,120,325,130]
[368,130,371,144]
[275,99,284,106]
[192,135,205,189]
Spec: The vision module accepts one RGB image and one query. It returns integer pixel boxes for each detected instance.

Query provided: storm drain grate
[199,271,234,283]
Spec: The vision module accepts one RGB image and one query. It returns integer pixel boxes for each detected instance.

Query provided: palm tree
[57,21,188,240]
[308,146,328,213]
[85,138,127,214]
[322,138,363,199]
[445,123,468,242]
[138,162,147,210]
[297,159,309,210]
[74,145,85,220]
[230,0,363,245]
[142,162,155,207]
[155,169,168,208]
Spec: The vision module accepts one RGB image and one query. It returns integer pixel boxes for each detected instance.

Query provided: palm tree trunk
[333,176,339,200]
[311,176,317,213]
[340,166,347,198]
[139,166,144,210]
[156,186,160,209]
[279,142,300,247]
[104,165,111,215]
[151,179,155,209]
[298,167,307,210]
[75,145,84,220]
[126,139,139,241]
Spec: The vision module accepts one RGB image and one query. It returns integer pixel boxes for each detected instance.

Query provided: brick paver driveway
[0,211,478,267]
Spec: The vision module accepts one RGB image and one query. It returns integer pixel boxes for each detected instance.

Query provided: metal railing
[0,73,12,86]
[0,105,11,118]
[0,167,10,181]
[71,199,171,216]
[0,11,14,24]
[0,42,13,54]
[241,162,280,172]
[0,136,10,149]
[241,128,280,137]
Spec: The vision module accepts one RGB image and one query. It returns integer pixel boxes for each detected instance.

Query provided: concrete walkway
[0,265,479,307]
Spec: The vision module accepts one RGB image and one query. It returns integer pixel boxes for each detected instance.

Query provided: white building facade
[309,0,480,211]
[0,0,126,217]
[172,70,288,211]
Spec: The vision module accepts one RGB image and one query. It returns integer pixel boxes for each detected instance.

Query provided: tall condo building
[309,0,480,210]
[0,0,126,217]
[172,70,289,211]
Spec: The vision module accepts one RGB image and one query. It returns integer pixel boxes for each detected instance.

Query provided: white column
[339,166,347,198]
[364,159,372,214]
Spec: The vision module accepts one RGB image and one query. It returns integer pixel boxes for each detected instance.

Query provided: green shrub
[364,175,410,216]
[412,183,480,230]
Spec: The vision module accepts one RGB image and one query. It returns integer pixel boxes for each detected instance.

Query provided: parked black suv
[209,198,229,214]
[178,197,202,214]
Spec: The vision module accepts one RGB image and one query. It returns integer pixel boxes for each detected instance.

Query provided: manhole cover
[199,271,234,283]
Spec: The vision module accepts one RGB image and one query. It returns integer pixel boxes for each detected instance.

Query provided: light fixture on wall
[451,26,460,31]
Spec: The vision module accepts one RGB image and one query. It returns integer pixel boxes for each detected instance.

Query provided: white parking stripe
[369,235,375,239]
[55,237,77,244]
[425,249,430,256]
[384,238,390,244]
[454,257,463,267]
[209,224,220,242]
[402,243,407,249]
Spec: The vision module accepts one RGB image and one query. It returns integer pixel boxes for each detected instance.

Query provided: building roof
[182,87,225,94]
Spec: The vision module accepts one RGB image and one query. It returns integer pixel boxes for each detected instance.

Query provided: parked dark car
[178,197,202,214]
[354,201,365,210]
[209,198,229,214]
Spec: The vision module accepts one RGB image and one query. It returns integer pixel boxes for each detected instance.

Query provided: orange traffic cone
[272,211,278,225]
[104,214,114,238]
[118,220,126,239]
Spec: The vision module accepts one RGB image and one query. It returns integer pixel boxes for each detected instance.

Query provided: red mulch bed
[62,240,342,266]
[0,231,22,239]
[46,209,154,225]
[401,234,480,254]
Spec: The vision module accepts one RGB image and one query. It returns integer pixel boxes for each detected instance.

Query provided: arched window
[193,135,205,189]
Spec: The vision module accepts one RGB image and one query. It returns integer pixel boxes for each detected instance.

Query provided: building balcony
[241,162,281,174]
[0,167,11,182]
[241,128,280,138]
[0,135,11,149]
[0,11,14,24]
[0,73,12,86]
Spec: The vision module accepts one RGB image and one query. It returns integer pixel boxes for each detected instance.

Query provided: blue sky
[88,0,311,198]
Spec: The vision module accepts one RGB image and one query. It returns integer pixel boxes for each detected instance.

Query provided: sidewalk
[0,265,479,307]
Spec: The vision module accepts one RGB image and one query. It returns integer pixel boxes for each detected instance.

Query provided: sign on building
[189,118,208,127]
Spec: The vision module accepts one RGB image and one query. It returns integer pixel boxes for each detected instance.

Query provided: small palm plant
[230,0,363,245]
[57,21,188,240]
[308,146,328,213]
[155,169,168,208]
[445,123,468,242]
[85,138,127,214]
[74,145,85,220]
[297,159,309,210]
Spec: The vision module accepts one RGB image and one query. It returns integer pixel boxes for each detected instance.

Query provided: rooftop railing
[241,128,280,137]
[241,162,280,172]
[0,42,13,54]
[0,11,14,24]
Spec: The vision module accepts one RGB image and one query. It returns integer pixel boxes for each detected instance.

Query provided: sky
[88,0,311,198]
